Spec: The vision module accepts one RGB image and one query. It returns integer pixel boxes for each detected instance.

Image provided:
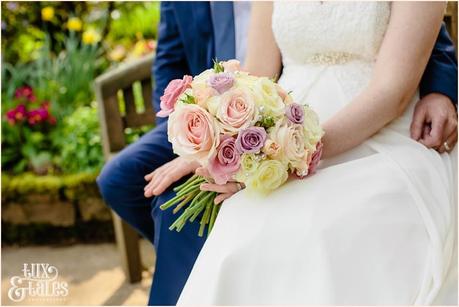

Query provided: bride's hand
[196,167,245,205]
[144,157,200,197]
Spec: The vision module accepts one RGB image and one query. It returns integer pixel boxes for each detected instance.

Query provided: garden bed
[1,172,115,245]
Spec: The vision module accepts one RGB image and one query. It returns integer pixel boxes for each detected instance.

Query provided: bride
[173,1,458,305]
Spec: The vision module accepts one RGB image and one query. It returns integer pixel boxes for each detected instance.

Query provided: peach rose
[157,75,192,117]
[168,104,220,163]
[193,85,218,108]
[275,84,293,105]
[222,59,242,73]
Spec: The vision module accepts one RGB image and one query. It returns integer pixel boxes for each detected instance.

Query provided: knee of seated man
[96,149,144,206]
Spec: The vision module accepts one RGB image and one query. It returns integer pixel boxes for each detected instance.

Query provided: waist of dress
[301,52,373,65]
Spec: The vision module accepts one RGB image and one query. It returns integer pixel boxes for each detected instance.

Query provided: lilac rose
[236,126,267,154]
[208,136,241,185]
[208,72,234,94]
[285,103,304,124]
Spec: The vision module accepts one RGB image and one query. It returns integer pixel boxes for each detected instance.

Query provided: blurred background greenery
[1,1,160,244]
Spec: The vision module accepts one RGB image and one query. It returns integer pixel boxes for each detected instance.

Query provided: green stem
[208,198,219,234]
[172,191,198,214]
[173,174,200,192]
[198,198,213,237]
[159,193,186,210]
[189,192,215,222]
[176,181,204,197]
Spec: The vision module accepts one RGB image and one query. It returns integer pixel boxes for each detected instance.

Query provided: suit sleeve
[152,2,191,125]
[419,23,458,106]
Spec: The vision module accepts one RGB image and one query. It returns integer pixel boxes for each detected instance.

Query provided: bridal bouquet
[158,60,324,236]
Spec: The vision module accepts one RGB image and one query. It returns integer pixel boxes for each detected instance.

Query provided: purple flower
[208,136,241,185]
[208,72,234,94]
[236,126,267,154]
[285,103,304,124]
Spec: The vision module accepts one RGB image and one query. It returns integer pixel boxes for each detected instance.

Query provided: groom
[97,1,458,305]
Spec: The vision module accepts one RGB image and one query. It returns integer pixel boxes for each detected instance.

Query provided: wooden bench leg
[112,211,142,283]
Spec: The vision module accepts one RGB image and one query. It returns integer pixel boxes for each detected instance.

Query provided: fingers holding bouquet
[144,157,200,197]
[156,59,324,236]
[196,166,245,205]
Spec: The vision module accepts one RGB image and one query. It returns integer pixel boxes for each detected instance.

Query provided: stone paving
[2,240,155,305]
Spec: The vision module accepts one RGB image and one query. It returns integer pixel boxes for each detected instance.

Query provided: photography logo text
[8,263,69,302]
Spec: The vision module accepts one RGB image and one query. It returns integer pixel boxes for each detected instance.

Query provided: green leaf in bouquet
[180,93,196,105]
[213,59,225,73]
[256,115,276,129]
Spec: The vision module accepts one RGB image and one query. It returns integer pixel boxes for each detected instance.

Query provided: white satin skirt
[178,62,458,305]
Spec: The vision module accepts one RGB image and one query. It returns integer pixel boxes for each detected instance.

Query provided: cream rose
[302,105,324,151]
[253,77,285,118]
[245,159,288,193]
[270,122,307,167]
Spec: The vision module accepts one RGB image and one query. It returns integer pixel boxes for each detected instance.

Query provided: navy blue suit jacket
[153,2,215,125]
[152,2,458,122]
[420,25,458,105]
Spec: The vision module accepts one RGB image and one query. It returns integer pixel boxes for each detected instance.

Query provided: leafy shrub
[56,103,104,174]
[1,171,99,199]
[108,2,160,43]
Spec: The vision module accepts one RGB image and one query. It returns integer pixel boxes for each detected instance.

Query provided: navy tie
[211,1,236,61]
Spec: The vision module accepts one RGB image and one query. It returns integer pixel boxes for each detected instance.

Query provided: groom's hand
[144,157,200,197]
[410,93,457,153]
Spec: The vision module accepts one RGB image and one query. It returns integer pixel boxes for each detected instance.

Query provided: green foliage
[1,1,160,176]
[56,103,104,174]
[32,35,103,117]
[108,2,160,43]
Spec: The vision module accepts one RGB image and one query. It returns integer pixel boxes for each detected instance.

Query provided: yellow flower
[245,159,288,193]
[67,17,82,32]
[82,29,101,45]
[41,7,54,21]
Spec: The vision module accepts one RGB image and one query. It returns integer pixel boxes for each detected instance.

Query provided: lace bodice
[272,1,391,66]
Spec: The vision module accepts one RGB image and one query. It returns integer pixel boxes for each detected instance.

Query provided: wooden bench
[445,2,458,52]
[95,54,155,283]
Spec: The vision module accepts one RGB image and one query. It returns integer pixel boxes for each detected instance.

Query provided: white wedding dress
[178,2,458,305]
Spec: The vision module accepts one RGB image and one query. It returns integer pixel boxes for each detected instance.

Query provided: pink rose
[208,136,241,185]
[210,88,258,134]
[222,59,241,73]
[157,75,193,117]
[168,104,219,163]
